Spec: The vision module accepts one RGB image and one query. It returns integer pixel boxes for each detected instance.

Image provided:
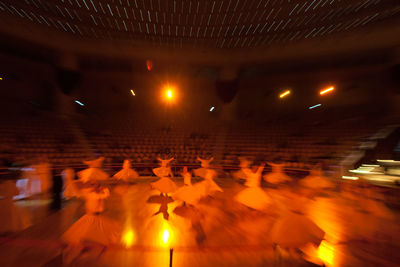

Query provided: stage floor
[0,178,399,267]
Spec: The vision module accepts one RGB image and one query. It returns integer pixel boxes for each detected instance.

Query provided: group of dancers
[1,154,394,266]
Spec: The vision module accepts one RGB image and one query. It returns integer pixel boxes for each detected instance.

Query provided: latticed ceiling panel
[0,0,399,49]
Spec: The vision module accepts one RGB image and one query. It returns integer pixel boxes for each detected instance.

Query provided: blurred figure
[234,163,271,211]
[263,160,292,185]
[300,164,335,190]
[194,156,223,197]
[173,167,203,206]
[151,156,177,196]
[0,179,31,234]
[232,157,252,181]
[113,159,139,181]
[62,167,78,199]
[194,156,215,178]
[152,156,174,178]
[62,182,121,264]
[78,157,110,182]
[181,166,192,186]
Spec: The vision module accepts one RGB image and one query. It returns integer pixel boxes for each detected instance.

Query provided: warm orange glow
[320,86,335,95]
[122,229,135,248]
[146,60,153,71]
[163,85,176,101]
[342,176,359,180]
[318,240,334,266]
[130,89,136,96]
[162,229,170,244]
[279,90,291,98]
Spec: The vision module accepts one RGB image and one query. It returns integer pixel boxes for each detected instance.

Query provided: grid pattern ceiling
[0,0,399,49]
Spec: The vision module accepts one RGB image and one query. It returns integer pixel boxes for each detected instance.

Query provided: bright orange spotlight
[318,240,334,266]
[122,229,135,248]
[162,229,170,244]
[279,90,291,98]
[320,86,335,95]
[163,85,175,101]
[130,89,136,96]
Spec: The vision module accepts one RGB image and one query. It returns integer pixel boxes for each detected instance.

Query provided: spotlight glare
[122,230,135,248]
[0,77,2,80]
[342,176,359,180]
[163,85,175,101]
[130,89,136,96]
[309,104,322,110]
[210,106,215,112]
[75,100,84,106]
[162,229,170,244]
[279,90,291,98]
[320,86,335,95]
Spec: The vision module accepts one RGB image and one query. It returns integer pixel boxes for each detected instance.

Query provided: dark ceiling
[0,0,399,49]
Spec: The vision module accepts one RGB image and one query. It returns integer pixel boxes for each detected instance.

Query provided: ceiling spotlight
[279,90,291,98]
[309,104,321,110]
[75,100,84,106]
[130,89,136,96]
[163,85,175,101]
[320,86,335,95]
[210,106,215,112]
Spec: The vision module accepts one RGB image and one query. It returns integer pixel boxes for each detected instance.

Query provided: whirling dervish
[151,156,177,195]
[270,190,325,254]
[299,164,335,189]
[0,179,31,234]
[62,167,80,199]
[194,156,223,196]
[263,161,292,185]
[77,157,110,183]
[173,167,203,206]
[62,182,122,263]
[152,156,174,178]
[113,159,139,181]
[234,163,272,211]
[232,157,252,181]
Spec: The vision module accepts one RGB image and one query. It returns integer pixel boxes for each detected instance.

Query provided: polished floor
[0,177,399,267]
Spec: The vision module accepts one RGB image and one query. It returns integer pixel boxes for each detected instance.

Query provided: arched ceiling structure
[0,0,399,65]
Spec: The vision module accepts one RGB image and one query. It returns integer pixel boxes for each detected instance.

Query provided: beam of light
[318,240,335,266]
[75,100,84,106]
[130,89,136,96]
[377,159,400,163]
[309,104,321,109]
[210,106,215,112]
[167,90,172,98]
[320,86,335,95]
[279,90,291,98]
[349,170,381,174]
[342,176,359,180]
[122,229,135,248]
